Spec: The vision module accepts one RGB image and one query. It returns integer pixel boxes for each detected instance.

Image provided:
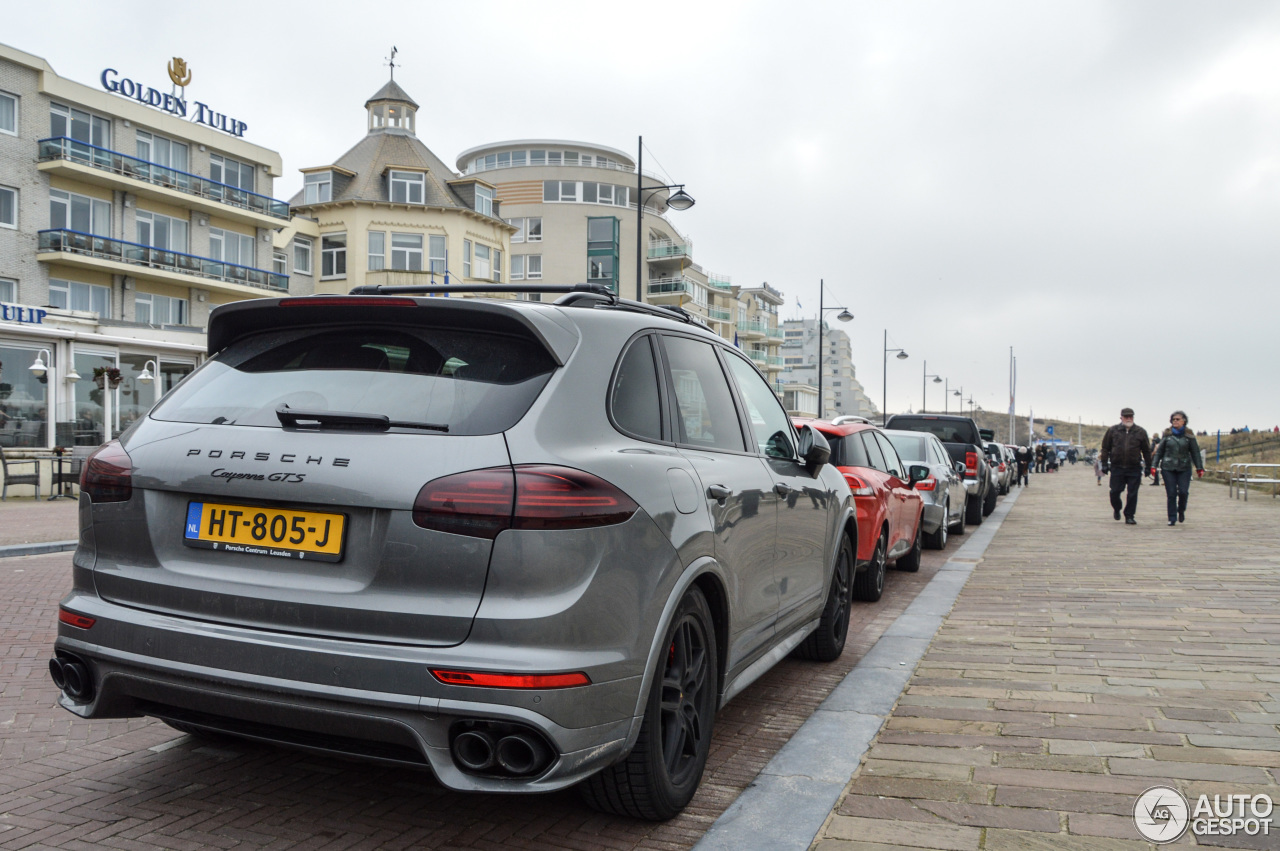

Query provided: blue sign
[0,303,48,325]
[1046,425,1054,435]
[101,68,247,137]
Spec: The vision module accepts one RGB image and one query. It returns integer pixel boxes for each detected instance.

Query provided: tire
[580,587,718,821]
[923,509,947,550]
[965,493,984,526]
[795,535,854,661]
[896,521,923,571]
[983,483,997,516]
[853,530,887,602]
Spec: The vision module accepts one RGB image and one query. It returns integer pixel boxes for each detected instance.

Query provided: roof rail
[554,293,705,328]
[347,282,616,299]
[831,415,872,426]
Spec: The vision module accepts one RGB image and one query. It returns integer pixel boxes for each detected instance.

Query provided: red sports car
[794,418,928,602]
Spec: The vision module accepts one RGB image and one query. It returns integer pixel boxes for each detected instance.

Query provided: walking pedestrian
[1093,451,1104,485]
[1035,444,1046,473]
[1100,407,1152,525]
[1152,410,1204,526]
[1015,445,1031,487]
[1149,432,1161,486]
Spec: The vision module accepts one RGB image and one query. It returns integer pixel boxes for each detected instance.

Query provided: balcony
[38,229,287,296]
[766,326,785,340]
[647,276,696,298]
[708,272,733,290]
[737,319,767,340]
[707,307,732,322]
[765,356,785,371]
[747,349,768,366]
[37,137,289,227]
[647,238,693,261]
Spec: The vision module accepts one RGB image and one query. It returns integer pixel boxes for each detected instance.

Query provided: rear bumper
[54,592,640,793]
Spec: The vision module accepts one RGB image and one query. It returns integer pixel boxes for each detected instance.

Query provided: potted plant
[93,366,123,390]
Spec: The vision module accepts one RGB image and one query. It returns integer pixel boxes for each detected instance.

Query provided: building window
[135,292,188,325]
[390,170,424,204]
[429,235,446,274]
[304,172,332,204]
[50,102,110,148]
[511,255,524,281]
[507,217,542,243]
[474,244,490,279]
[273,250,287,275]
[136,131,188,171]
[209,227,255,266]
[476,185,494,216]
[368,231,385,271]
[0,91,15,136]
[0,186,15,229]
[322,234,347,278]
[211,153,255,192]
[526,255,542,280]
[0,278,15,301]
[49,279,110,317]
[463,239,471,277]
[49,189,110,236]
[293,237,313,275]
[136,210,189,253]
[390,233,423,271]
[588,256,614,282]
[493,249,502,282]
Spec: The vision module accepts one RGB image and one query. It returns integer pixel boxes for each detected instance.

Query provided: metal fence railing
[1228,463,1280,500]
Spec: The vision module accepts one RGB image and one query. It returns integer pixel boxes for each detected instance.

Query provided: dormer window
[304,171,332,204]
[476,185,494,217]
[390,170,425,204]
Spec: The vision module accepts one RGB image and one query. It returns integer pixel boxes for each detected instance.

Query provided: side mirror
[797,425,831,475]
[908,464,931,487]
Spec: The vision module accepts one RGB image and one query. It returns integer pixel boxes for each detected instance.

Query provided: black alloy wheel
[897,520,923,571]
[925,504,948,549]
[796,534,854,661]
[580,587,718,820]
[853,530,887,602]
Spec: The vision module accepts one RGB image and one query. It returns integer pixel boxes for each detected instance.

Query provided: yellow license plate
[183,501,346,562]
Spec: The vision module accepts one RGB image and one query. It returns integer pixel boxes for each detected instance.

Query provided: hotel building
[0,43,295,451]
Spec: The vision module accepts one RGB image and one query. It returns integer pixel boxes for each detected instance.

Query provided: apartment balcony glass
[38,229,288,293]
[708,273,733,289]
[647,276,696,296]
[737,319,769,337]
[747,349,768,365]
[707,307,732,321]
[647,238,693,260]
[765,326,785,340]
[38,137,289,220]
[766,356,785,367]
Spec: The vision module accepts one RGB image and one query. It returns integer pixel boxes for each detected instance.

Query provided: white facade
[780,318,878,420]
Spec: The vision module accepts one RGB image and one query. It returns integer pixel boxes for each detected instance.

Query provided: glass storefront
[0,343,54,448]
[72,350,116,445]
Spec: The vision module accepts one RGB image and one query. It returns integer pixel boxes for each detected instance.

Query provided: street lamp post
[923,361,941,413]
[882,330,908,425]
[634,136,695,302]
[817,279,853,419]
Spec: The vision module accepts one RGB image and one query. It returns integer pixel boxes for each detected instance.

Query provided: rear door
[92,313,561,646]
[873,431,919,549]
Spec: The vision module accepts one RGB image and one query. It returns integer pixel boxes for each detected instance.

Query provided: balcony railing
[747,349,768,365]
[708,273,733,289]
[765,326,785,340]
[737,319,769,335]
[707,307,732,321]
[647,276,696,296]
[766,356,785,367]
[39,229,288,292]
[648,238,693,260]
[38,137,289,220]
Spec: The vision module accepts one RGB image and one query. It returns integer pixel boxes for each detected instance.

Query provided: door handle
[773,482,793,497]
[707,484,732,501]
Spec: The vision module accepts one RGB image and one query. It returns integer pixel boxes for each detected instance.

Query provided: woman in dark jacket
[1152,410,1204,526]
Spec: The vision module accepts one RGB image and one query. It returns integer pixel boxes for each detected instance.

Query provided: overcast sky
[10,0,1278,433]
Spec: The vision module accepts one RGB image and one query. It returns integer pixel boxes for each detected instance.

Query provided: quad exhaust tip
[49,654,94,703]
[450,721,554,778]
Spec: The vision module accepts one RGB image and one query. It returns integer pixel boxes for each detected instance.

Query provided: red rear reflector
[965,451,979,478]
[413,466,638,538]
[916,476,937,491]
[279,297,417,307]
[429,669,591,689]
[58,609,96,629]
[81,440,132,503]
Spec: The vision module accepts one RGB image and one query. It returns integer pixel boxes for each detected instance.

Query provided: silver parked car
[882,429,966,549]
[51,286,856,821]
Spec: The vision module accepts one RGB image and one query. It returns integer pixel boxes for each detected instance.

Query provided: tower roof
[364,79,418,109]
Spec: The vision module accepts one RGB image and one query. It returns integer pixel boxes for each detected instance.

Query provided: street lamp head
[665,187,695,211]
[836,309,854,322]
[932,376,942,384]
[953,389,962,396]
[896,350,909,360]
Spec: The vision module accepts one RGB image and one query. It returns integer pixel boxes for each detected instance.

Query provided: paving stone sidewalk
[812,468,1280,850]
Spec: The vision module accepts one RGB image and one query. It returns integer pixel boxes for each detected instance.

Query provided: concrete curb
[694,486,1024,851]
[0,540,77,559]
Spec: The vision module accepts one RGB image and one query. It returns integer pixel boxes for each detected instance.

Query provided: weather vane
[386,46,399,80]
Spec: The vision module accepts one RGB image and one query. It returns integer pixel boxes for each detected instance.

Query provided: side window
[834,432,870,468]
[931,440,949,467]
[861,432,888,473]
[610,336,663,442]
[874,432,904,478]
[723,353,795,460]
[661,336,745,453]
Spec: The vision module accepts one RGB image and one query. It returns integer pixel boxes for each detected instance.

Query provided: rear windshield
[151,326,556,435]
[886,433,927,463]
[887,417,978,445]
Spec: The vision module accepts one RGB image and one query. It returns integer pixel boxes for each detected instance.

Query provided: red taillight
[279,297,418,307]
[841,470,873,496]
[965,451,979,478]
[58,609,96,629]
[429,669,591,689]
[915,476,937,491]
[81,441,132,502]
[412,465,638,538]
[998,463,1006,472]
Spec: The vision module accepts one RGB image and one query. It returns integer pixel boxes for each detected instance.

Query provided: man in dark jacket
[1100,407,1152,524]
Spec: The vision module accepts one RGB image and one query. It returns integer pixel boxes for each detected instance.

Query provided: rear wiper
[276,406,448,433]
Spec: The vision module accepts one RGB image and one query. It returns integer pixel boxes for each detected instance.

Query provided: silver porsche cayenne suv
[52,285,857,820]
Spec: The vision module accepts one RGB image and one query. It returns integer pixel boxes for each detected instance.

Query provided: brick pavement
[813,467,1280,850]
[0,488,974,849]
